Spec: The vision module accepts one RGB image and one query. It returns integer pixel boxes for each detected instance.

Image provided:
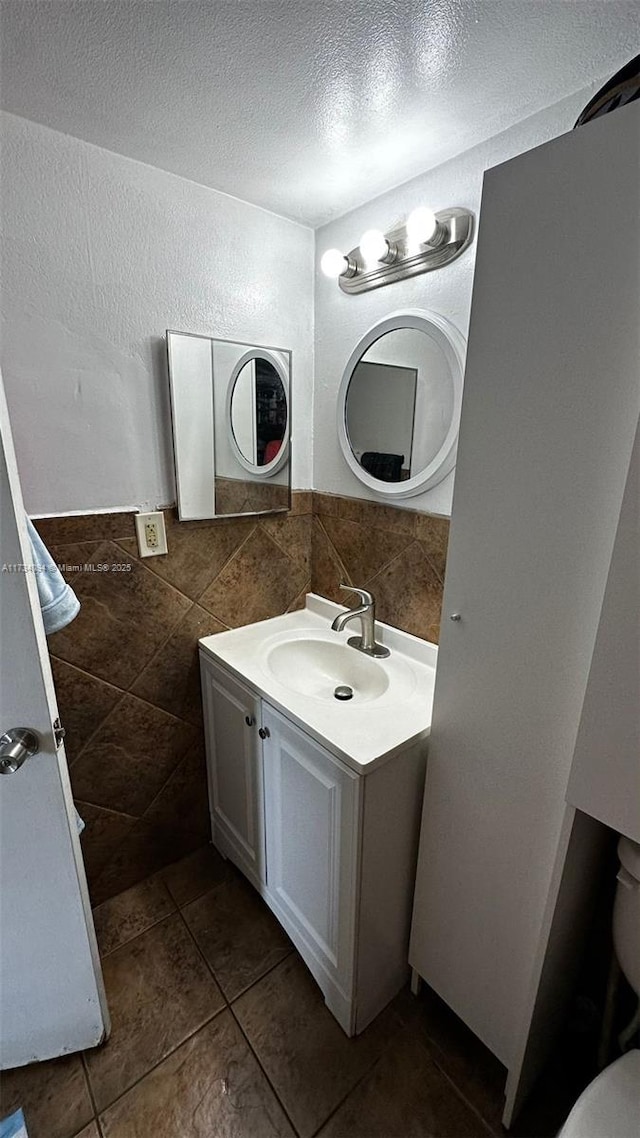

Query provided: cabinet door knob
[258,727,270,740]
[245,715,256,727]
[449,613,462,622]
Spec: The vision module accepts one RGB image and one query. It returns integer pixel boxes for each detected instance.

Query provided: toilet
[558,836,640,1137]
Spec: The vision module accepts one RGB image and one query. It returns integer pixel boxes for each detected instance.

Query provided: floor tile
[0,1053,93,1138]
[162,844,229,907]
[84,912,224,1111]
[232,954,403,1138]
[317,1026,490,1137]
[183,874,292,1000]
[73,1125,100,1138]
[92,874,176,956]
[99,1010,294,1138]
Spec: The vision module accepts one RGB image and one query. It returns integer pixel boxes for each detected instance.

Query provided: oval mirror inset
[227,350,290,476]
[337,311,465,498]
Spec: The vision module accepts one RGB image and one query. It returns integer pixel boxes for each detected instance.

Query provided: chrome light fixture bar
[325,207,474,295]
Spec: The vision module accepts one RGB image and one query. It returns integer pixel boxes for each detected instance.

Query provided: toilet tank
[613,836,640,996]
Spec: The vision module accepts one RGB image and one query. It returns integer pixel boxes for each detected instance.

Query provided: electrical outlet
[134,511,167,558]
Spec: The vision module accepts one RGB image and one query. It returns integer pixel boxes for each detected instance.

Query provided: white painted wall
[0,112,314,515]
[0,82,605,518]
[313,83,602,516]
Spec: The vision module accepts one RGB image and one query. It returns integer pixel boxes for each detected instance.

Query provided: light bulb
[359,229,389,264]
[320,248,350,279]
[406,207,438,247]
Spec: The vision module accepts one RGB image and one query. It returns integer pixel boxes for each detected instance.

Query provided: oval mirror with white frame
[227,349,290,476]
[337,311,465,497]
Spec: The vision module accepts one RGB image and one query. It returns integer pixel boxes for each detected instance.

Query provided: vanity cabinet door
[261,704,359,1005]
[200,656,265,889]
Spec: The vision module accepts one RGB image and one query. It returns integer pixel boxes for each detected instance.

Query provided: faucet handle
[339,583,374,606]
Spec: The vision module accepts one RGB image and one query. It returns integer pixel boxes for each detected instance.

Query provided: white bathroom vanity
[199,594,436,1035]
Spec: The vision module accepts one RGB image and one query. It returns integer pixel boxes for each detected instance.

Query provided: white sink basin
[199,594,438,772]
[265,638,389,703]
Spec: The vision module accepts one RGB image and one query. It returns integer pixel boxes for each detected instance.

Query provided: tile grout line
[120,597,201,697]
[306,1047,390,1138]
[133,732,201,827]
[94,898,178,960]
[414,539,447,586]
[227,1001,303,1138]
[89,1005,228,1123]
[59,649,201,773]
[79,1052,103,1138]
[50,654,127,698]
[427,1051,501,1138]
[92,842,214,928]
[313,516,352,590]
[67,690,129,771]
[192,522,259,606]
[87,898,227,1125]
[258,512,310,566]
[256,519,312,610]
[75,799,138,824]
[175,901,302,1137]
[227,946,296,1006]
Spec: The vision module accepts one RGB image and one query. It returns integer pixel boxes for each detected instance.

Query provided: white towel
[26,518,84,833]
[26,517,80,635]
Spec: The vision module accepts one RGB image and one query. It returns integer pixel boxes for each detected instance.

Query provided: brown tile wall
[37,488,447,904]
[311,493,449,644]
[36,494,312,905]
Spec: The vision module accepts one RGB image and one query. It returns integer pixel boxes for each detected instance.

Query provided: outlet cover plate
[134,511,168,558]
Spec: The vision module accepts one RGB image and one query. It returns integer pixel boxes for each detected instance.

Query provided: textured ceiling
[1,1,637,226]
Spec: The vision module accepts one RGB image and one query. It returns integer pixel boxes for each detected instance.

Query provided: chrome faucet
[331,585,390,659]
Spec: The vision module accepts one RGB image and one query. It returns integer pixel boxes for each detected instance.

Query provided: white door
[200,656,265,888]
[0,375,108,1068]
[261,705,358,993]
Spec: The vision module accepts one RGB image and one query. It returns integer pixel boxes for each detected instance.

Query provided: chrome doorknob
[449,613,462,622]
[0,728,40,774]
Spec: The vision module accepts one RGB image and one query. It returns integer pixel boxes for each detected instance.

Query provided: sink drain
[334,685,354,701]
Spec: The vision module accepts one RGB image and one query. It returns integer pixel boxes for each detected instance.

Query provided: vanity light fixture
[320,248,357,280]
[359,228,397,265]
[321,206,474,295]
[406,206,445,249]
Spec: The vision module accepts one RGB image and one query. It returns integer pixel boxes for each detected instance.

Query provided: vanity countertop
[199,593,437,774]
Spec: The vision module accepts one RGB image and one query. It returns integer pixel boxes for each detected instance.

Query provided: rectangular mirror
[166,330,292,520]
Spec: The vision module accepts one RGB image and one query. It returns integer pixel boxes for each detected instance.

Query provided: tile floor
[1,845,574,1138]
